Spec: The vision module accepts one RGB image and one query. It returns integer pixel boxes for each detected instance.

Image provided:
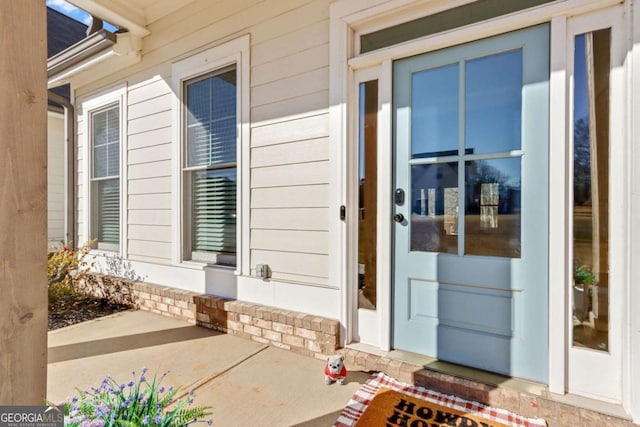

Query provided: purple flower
[158,386,165,393]
[155,415,162,423]
[208,420,213,426]
[120,397,133,408]
[142,415,149,425]
[189,390,194,396]
[127,381,134,387]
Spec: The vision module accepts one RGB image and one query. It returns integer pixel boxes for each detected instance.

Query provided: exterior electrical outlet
[256,264,270,279]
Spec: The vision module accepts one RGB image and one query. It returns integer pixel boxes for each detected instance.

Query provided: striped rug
[334,372,547,427]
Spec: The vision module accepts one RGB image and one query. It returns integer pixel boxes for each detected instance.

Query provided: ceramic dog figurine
[324,354,347,385]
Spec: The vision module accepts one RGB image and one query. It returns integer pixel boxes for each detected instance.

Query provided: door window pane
[358,80,378,310]
[360,0,554,53]
[572,29,610,352]
[465,49,522,154]
[411,63,459,158]
[410,162,458,253]
[465,158,521,257]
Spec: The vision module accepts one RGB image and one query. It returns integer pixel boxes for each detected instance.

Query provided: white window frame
[171,35,250,276]
[331,0,626,398]
[81,85,127,255]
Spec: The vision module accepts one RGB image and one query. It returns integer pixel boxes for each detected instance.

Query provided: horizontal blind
[185,66,237,262]
[97,179,120,245]
[192,169,236,254]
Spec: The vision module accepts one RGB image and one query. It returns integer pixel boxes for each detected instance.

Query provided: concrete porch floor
[47,309,635,426]
[47,310,370,426]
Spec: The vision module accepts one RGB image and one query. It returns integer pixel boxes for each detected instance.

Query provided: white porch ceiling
[66,0,197,36]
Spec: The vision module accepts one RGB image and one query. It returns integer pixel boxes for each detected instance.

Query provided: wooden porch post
[0,1,48,404]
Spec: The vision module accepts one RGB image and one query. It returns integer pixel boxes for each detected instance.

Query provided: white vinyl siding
[75,0,332,286]
[47,112,65,249]
[90,105,120,250]
[127,77,173,262]
[250,111,330,284]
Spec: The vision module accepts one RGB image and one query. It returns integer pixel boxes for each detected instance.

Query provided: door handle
[394,213,404,223]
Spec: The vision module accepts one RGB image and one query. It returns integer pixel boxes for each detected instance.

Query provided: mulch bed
[48,293,132,331]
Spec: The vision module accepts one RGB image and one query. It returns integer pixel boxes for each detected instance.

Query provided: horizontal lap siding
[48,115,65,243]
[249,0,331,285]
[251,208,328,231]
[74,0,332,283]
[251,185,328,208]
[127,78,173,262]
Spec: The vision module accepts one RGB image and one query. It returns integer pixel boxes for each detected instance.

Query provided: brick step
[414,367,633,427]
[338,346,633,427]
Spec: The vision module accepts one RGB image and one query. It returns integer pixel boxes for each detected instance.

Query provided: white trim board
[80,83,128,257]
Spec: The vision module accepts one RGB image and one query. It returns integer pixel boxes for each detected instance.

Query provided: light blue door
[393,25,549,382]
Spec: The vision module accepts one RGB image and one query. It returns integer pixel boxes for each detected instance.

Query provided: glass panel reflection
[572,29,610,352]
[411,162,458,253]
[465,49,522,154]
[465,158,521,257]
[411,63,459,159]
[358,80,378,310]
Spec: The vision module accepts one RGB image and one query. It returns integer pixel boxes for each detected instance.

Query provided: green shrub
[48,240,95,302]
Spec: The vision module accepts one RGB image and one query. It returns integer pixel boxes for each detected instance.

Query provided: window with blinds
[184,66,237,266]
[91,105,120,250]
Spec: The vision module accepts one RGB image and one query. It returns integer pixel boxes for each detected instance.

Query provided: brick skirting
[81,274,634,426]
[81,274,339,360]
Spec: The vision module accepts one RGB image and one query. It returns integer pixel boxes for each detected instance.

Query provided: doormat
[334,372,547,427]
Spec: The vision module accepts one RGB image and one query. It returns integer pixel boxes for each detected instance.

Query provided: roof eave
[47,29,116,78]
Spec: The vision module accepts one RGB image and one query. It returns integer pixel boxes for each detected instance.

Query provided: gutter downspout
[48,91,76,248]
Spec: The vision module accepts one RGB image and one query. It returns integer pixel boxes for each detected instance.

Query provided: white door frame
[347,63,394,350]
[331,0,629,403]
[565,6,627,403]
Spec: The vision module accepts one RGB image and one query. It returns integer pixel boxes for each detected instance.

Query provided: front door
[393,25,550,382]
